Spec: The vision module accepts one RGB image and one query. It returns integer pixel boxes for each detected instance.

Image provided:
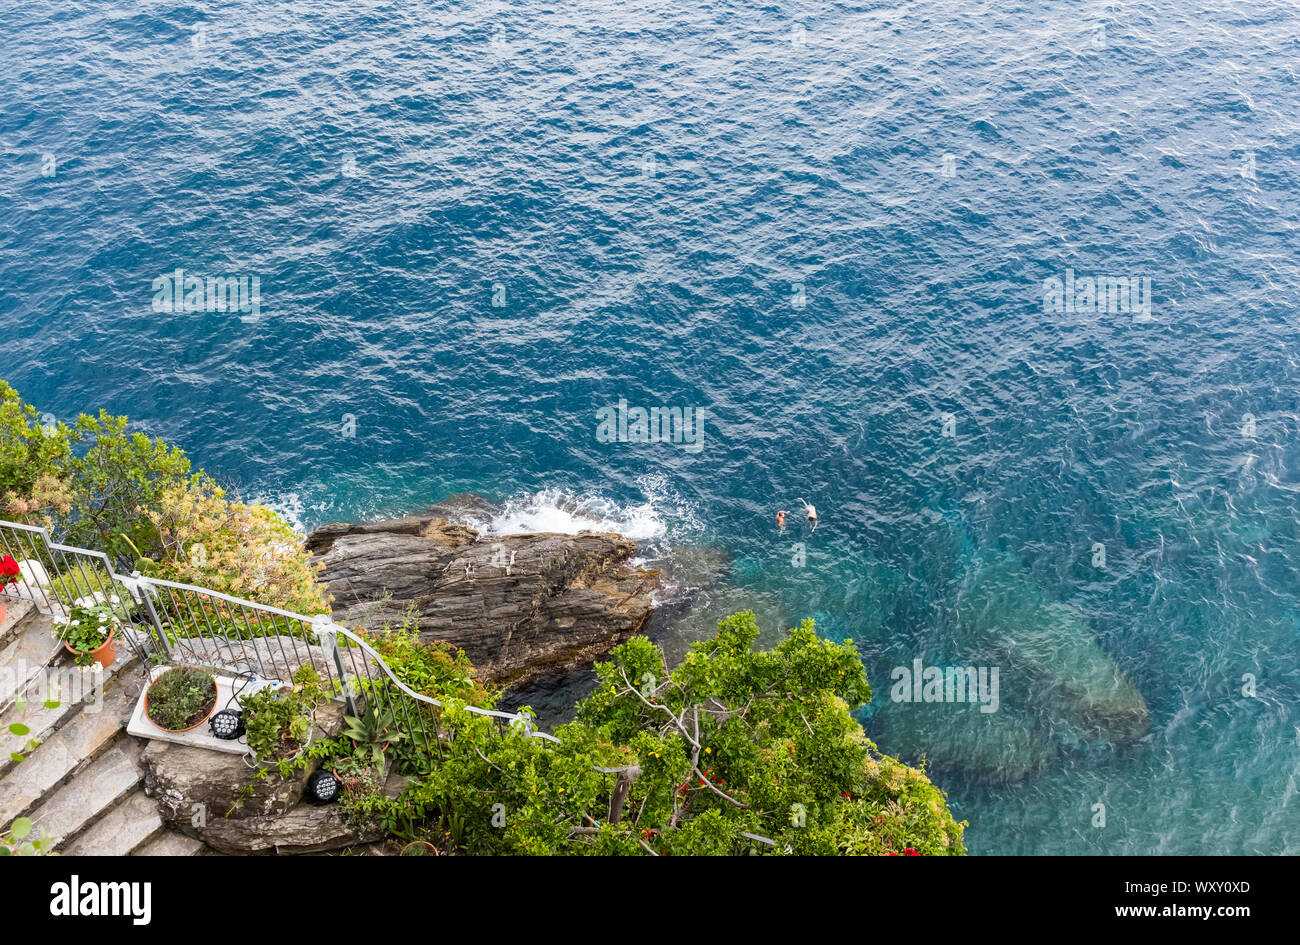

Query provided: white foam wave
[468,476,701,545]
[254,491,313,535]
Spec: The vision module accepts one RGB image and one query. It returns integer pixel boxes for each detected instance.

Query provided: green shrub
[0,381,329,615]
[368,612,966,856]
[44,562,129,613]
[360,618,492,707]
[240,665,327,761]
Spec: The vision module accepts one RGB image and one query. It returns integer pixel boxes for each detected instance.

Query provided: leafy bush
[240,665,327,761]
[0,380,73,523]
[378,612,966,856]
[145,667,217,731]
[137,479,329,615]
[0,381,328,614]
[360,617,492,707]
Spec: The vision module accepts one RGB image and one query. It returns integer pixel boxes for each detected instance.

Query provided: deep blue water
[2,1,1299,854]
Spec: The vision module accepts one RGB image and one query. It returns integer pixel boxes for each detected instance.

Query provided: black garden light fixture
[306,769,340,804]
[209,708,244,740]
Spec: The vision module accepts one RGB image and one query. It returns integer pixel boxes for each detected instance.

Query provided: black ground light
[306,768,340,804]
[209,669,256,740]
[208,708,244,739]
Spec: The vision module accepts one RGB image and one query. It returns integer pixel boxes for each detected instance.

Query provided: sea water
[2,1,1297,854]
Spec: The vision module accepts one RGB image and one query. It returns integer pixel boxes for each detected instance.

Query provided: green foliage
[359,618,492,707]
[341,704,407,767]
[0,381,328,614]
[0,817,58,856]
[0,380,74,522]
[42,562,130,615]
[7,720,39,764]
[373,612,965,856]
[240,666,328,762]
[332,752,382,790]
[61,410,194,563]
[135,477,329,615]
[145,667,217,731]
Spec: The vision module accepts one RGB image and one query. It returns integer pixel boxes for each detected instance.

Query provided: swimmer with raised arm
[797,498,817,532]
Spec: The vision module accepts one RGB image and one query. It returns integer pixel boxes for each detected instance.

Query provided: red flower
[904,848,919,856]
[0,556,19,585]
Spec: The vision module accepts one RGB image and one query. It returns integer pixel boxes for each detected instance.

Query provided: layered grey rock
[308,515,658,689]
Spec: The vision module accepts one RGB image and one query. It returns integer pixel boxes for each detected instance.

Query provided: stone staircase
[0,598,209,855]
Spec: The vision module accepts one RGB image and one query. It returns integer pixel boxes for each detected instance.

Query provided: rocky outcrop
[307,514,659,690]
[866,701,1059,785]
[198,803,387,855]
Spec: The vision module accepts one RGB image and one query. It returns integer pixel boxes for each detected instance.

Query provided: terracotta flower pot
[0,602,7,628]
[143,668,218,733]
[400,841,438,856]
[64,626,116,669]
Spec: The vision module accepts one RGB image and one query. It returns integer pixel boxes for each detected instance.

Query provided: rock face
[198,804,387,856]
[142,741,311,821]
[307,514,659,690]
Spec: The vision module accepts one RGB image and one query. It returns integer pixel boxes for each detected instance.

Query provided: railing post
[130,573,172,664]
[313,615,357,716]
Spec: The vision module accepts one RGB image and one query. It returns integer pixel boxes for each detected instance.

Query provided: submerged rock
[840,558,913,644]
[957,555,1150,744]
[865,700,1058,785]
[307,514,658,691]
[652,545,732,601]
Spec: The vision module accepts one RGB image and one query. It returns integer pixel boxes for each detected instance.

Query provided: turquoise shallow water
[2,1,1298,854]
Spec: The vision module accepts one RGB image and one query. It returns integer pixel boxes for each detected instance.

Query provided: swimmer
[797,498,818,532]
[776,509,789,532]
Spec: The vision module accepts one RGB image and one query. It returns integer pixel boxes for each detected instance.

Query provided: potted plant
[239,665,327,762]
[399,840,439,856]
[53,601,121,668]
[143,666,218,733]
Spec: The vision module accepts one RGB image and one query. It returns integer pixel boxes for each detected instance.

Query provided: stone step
[0,686,140,833]
[0,598,38,650]
[64,787,164,856]
[133,827,207,856]
[0,614,63,719]
[19,737,143,848]
[0,655,139,780]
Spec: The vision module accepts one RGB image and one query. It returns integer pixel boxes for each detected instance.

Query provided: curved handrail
[318,617,561,742]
